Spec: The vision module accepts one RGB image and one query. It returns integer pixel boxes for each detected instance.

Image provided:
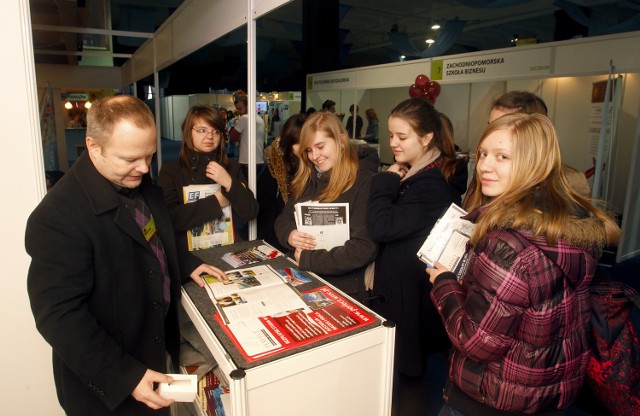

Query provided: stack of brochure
[293,201,350,250]
[417,203,475,275]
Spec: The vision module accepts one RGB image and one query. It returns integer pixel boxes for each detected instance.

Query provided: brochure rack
[181,240,395,416]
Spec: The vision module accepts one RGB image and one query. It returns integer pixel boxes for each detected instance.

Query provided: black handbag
[585,281,640,415]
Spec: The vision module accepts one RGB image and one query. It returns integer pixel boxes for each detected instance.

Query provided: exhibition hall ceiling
[29,0,640,92]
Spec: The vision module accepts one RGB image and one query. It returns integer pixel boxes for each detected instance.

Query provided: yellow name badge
[143,216,157,241]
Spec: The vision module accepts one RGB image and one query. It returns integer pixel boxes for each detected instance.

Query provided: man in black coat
[26,95,226,415]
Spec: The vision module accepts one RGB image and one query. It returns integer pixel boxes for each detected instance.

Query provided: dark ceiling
[30,0,640,94]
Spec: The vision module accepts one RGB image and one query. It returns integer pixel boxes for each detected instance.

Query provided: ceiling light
[431,24,441,30]
[426,39,435,44]
[399,55,406,61]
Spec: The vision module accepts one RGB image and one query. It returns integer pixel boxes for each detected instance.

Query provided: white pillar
[0,1,64,414]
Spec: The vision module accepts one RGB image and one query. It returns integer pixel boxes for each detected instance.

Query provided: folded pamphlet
[417,203,474,276]
[294,201,350,250]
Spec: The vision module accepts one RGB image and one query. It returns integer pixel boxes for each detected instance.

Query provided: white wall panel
[36,64,121,89]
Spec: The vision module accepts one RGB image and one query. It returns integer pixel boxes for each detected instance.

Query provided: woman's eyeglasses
[193,127,221,137]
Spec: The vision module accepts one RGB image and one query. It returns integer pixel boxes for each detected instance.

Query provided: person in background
[428,113,620,416]
[305,107,317,116]
[158,105,259,250]
[362,108,379,144]
[345,104,363,139]
[485,90,591,197]
[321,99,336,113]
[257,113,307,251]
[229,95,265,179]
[26,95,226,416]
[367,98,468,415]
[274,111,379,300]
[225,109,237,159]
[67,108,85,128]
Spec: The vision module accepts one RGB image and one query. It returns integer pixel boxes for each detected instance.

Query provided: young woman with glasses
[158,105,258,250]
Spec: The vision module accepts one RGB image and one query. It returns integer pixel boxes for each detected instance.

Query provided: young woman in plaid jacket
[428,113,620,416]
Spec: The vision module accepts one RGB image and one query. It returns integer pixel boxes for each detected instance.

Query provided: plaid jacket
[431,213,609,414]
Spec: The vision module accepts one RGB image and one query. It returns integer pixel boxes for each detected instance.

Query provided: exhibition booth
[305,31,640,263]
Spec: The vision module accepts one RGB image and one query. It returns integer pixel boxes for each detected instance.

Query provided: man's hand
[132,369,174,410]
[190,263,227,287]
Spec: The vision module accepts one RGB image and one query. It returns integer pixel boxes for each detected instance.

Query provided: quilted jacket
[431,206,611,415]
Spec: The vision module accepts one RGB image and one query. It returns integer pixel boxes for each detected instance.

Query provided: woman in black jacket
[257,113,306,251]
[158,105,258,251]
[274,111,379,300]
[367,98,467,415]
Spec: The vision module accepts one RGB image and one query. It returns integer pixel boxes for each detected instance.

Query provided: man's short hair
[234,95,248,106]
[322,100,336,111]
[86,95,155,145]
[492,91,548,116]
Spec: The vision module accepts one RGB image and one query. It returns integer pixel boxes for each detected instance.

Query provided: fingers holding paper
[426,261,450,284]
[288,229,316,250]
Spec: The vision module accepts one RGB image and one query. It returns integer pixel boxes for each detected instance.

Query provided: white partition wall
[2,0,63,414]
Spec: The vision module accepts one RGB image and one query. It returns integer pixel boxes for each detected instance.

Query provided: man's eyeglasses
[193,127,221,137]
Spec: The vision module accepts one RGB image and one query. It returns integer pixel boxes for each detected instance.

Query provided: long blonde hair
[465,113,619,246]
[290,112,358,202]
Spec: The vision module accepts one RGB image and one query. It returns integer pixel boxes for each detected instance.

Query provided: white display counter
[181,241,395,416]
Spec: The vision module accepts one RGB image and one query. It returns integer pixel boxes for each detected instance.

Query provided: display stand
[181,240,395,416]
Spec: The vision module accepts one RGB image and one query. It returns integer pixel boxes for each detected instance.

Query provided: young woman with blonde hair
[274,111,379,299]
[428,113,620,416]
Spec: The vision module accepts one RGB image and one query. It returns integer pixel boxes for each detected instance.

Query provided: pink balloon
[409,83,424,98]
[427,81,441,98]
[415,74,430,88]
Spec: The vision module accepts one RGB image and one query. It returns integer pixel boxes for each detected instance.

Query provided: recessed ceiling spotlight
[431,24,441,30]
[426,38,435,44]
[400,55,406,61]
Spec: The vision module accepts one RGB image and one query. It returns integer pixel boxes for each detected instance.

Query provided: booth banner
[308,72,357,91]
[287,91,301,101]
[589,80,615,158]
[431,48,551,82]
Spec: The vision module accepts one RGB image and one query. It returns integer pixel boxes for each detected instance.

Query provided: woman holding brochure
[274,111,379,300]
[158,105,258,251]
[427,113,620,415]
[367,98,467,415]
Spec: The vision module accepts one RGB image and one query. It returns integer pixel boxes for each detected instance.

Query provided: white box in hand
[157,374,197,402]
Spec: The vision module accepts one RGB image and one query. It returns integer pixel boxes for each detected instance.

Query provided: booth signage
[431,49,551,82]
[308,72,357,91]
[62,93,89,101]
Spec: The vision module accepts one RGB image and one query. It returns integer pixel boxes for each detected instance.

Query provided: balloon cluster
[408,74,441,105]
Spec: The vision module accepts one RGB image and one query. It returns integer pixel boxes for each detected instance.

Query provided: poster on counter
[214,284,376,363]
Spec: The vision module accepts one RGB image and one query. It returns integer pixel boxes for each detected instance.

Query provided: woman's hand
[426,261,450,284]
[206,161,232,192]
[214,190,230,208]
[288,230,316,251]
[387,163,409,179]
